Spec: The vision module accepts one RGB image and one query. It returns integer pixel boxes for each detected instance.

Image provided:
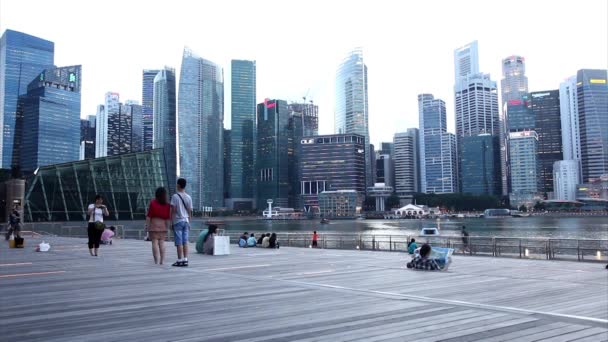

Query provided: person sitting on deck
[261,233,271,248]
[257,234,265,245]
[407,244,440,270]
[268,233,279,249]
[247,233,257,247]
[239,232,249,248]
[407,238,417,254]
[202,225,218,255]
[100,226,116,245]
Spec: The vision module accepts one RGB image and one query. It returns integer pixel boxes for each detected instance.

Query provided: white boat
[420,227,440,236]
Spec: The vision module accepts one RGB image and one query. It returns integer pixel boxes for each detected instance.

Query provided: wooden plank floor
[1,237,607,342]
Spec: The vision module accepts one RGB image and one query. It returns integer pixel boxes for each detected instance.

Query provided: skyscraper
[461,134,501,196]
[80,115,96,160]
[142,69,161,151]
[127,100,144,153]
[256,99,290,209]
[96,92,119,158]
[299,134,366,212]
[509,131,539,207]
[19,65,81,172]
[335,48,371,187]
[454,42,499,192]
[530,90,562,195]
[576,69,608,183]
[393,129,420,198]
[229,60,256,210]
[288,102,319,137]
[500,56,529,195]
[0,29,54,169]
[559,76,581,163]
[178,48,224,210]
[153,67,177,193]
[553,160,579,201]
[418,94,457,193]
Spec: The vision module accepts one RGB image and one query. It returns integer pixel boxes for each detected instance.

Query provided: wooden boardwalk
[1,237,606,341]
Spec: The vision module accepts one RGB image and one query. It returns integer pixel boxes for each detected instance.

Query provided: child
[101,226,116,245]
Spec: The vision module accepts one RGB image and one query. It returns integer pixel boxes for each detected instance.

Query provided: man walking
[171,178,192,267]
[461,226,470,253]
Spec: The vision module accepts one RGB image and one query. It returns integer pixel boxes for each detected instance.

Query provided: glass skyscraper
[505,96,533,131]
[19,65,81,172]
[335,48,371,187]
[229,60,256,209]
[418,94,457,193]
[509,131,540,207]
[80,115,96,160]
[393,129,420,197]
[461,134,501,196]
[530,90,562,195]
[153,67,177,194]
[142,69,160,151]
[0,29,54,169]
[256,99,290,209]
[577,69,608,183]
[178,48,224,210]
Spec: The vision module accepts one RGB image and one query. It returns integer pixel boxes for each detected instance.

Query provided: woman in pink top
[146,187,171,265]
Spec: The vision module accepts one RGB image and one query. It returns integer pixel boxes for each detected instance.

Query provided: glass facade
[289,102,319,137]
[178,49,224,210]
[24,149,167,222]
[229,60,256,207]
[80,115,96,160]
[318,190,359,219]
[142,69,160,151]
[0,30,54,169]
[506,97,534,131]
[127,101,144,153]
[153,67,177,194]
[577,69,608,183]
[509,131,539,195]
[256,100,290,209]
[461,134,501,196]
[299,134,366,211]
[530,90,562,194]
[393,129,420,196]
[335,49,371,187]
[19,65,81,173]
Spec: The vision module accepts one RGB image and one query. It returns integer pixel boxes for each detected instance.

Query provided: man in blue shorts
[171,178,193,267]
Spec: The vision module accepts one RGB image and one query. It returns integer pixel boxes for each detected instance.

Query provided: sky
[1,0,607,146]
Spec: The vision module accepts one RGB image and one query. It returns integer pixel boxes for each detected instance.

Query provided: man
[247,233,257,247]
[5,204,22,240]
[461,226,470,253]
[239,232,249,248]
[170,178,193,267]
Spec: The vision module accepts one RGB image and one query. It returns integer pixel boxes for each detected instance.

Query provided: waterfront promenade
[1,237,607,341]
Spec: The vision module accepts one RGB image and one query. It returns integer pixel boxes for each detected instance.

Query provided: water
[220,216,608,240]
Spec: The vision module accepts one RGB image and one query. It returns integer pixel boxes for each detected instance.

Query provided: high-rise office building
[229,60,256,210]
[375,154,393,187]
[553,160,579,201]
[530,90,562,195]
[178,48,224,210]
[105,97,141,157]
[224,128,231,201]
[288,102,319,137]
[418,94,457,193]
[506,97,533,131]
[142,69,161,151]
[153,67,177,193]
[80,115,96,160]
[576,69,608,183]
[19,65,81,172]
[499,56,528,196]
[393,129,420,197]
[0,29,54,169]
[559,76,581,163]
[127,100,144,153]
[454,41,479,80]
[335,48,371,187]
[299,134,366,212]
[509,131,539,206]
[256,99,290,209]
[460,134,501,196]
[96,92,119,157]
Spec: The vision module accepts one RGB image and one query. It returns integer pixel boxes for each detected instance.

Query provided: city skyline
[2,0,606,147]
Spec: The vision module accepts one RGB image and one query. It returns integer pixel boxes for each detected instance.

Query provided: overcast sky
[1,0,607,145]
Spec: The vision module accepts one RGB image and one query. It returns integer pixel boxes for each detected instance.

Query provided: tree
[518,204,528,212]
[385,193,401,210]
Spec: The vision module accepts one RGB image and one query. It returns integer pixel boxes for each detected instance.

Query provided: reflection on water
[222,216,608,240]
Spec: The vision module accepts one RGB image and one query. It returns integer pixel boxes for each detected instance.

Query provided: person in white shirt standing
[87,194,109,256]
[170,178,193,267]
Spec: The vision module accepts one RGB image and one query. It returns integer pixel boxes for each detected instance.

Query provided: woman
[146,187,171,265]
[87,195,109,256]
[269,233,278,249]
[203,225,218,255]
[407,238,418,254]
[261,233,271,248]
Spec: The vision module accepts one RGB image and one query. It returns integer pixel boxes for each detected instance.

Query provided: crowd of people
[238,232,279,249]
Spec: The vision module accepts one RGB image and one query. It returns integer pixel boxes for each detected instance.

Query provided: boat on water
[320,218,330,224]
[482,208,511,218]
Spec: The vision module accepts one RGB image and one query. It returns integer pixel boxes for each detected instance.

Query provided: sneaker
[172,261,183,267]
[183,260,188,267]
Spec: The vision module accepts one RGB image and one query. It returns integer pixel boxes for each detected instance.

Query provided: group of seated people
[406,239,452,271]
[238,232,279,249]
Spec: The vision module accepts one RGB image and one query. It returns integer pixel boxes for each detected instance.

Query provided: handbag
[95,221,106,231]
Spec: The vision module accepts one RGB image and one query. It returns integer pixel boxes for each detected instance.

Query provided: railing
[23,224,608,263]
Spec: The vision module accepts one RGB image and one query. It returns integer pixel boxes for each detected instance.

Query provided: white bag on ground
[214,236,230,255]
[38,241,51,252]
